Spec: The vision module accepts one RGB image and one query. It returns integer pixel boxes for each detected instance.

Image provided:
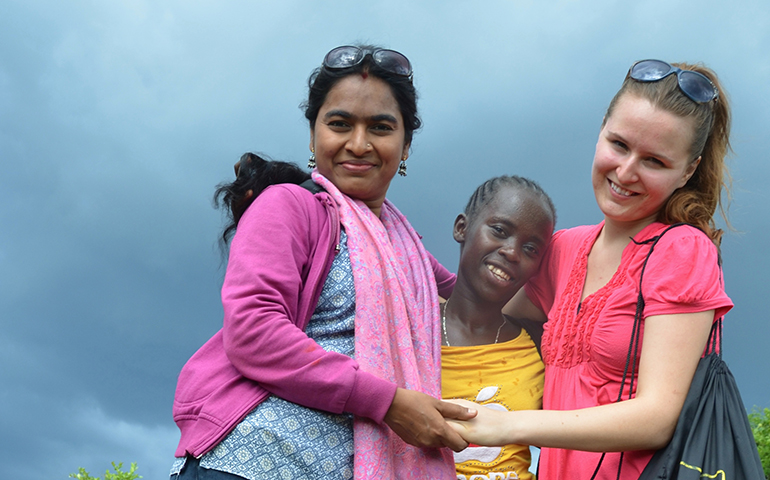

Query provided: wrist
[506,409,536,446]
[345,372,398,423]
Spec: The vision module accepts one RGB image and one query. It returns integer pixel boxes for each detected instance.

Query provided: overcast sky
[2,1,769,479]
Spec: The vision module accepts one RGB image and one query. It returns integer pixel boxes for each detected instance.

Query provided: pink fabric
[524,222,733,479]
[173,184,398,457]
[172,183,456,459]
[312,171,455,479]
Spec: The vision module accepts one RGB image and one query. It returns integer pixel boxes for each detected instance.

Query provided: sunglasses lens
[630,60,672,81]
[678,71,717,103]
[372,49,412,76]
[324,46,364,69]
[323,46,412,77]
[629,59,717,103]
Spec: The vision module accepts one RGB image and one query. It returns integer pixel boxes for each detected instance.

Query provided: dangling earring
[398,155,407,177]
[308,150,316,169]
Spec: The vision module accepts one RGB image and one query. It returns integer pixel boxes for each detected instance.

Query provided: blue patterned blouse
[171,230,356,480]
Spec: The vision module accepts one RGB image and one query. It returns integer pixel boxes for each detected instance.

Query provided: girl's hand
[384,388,477,452]
[444,398,513,446]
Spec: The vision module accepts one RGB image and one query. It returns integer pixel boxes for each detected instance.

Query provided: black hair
[213,152,310,248]
[463,175,557,226]
[302,44,421,145]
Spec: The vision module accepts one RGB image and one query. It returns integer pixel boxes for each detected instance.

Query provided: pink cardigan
[172,183,455,458]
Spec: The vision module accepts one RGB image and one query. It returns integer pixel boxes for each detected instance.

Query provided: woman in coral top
[447,59,734,479]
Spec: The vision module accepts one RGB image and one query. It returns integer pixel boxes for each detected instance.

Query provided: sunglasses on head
[628,59,718,104]
[323,45,413,78]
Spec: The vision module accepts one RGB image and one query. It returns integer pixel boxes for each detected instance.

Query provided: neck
[446,287,507,329]
[362,198,384,218]
[602,214,658,244]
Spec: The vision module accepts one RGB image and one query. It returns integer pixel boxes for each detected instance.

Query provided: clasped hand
[443,398,511,447]
[384,388,478,452]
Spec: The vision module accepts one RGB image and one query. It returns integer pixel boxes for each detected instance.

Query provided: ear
[678,156,701,188]
[309,131,315,153]
[402,141,411,161]
[453,213,468,244]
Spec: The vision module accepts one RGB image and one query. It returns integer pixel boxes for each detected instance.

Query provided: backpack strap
[591,223,691,480]
[299,178,325,194]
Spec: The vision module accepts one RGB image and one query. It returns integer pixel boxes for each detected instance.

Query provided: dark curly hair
[213,152,310,248]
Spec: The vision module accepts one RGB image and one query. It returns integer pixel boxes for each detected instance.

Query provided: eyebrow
[606,129,673,163]
[323,110,399,124]
[490,216,548,245]
[370,113,399,123]
[323,109,352,119]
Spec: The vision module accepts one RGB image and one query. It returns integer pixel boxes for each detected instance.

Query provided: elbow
[645,415,678,450]
[648,428,675,451]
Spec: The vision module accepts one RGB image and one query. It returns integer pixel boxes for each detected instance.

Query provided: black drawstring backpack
[591,224,764,480]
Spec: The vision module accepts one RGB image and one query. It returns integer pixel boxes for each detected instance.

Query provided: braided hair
[463,175,556,226]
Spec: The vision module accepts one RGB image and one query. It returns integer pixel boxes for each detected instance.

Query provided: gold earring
[398,155,407,177]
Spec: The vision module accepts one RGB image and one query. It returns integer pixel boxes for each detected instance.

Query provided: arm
[385,388,477,451]
[222,186,396,422]
[429,250,456,299]
[503,288,547,323]
[448,310,714,451]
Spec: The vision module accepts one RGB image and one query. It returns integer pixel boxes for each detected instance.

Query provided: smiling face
[592,94,700,233]
[309,74,410,216]
[453,186,554,306]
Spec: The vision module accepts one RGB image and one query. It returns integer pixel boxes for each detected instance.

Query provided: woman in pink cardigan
[169,45,473,480]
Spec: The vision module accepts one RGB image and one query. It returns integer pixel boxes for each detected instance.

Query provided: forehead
[321,75,401,117]
[477,187,553,227]
[606,94,696,160]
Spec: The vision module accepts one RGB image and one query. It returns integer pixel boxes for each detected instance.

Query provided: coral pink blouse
[525,222,733,479]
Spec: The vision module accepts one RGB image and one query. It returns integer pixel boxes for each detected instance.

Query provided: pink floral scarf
[311,171,454,479]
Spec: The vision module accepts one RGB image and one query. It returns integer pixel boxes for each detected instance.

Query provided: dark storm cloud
[1,1,768,479]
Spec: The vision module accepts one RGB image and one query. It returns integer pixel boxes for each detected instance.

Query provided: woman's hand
[448,310,717,453]
[444,399,513,446]
[384,388,477,452]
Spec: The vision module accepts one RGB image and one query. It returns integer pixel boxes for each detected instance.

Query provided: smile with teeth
[487,264,511,282]
[609,179,637,197]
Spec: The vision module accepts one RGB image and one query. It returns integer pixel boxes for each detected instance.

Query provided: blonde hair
[604,62,732,245]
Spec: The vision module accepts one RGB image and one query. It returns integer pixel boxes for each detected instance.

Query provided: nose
[346,125,371,156]
[615,156,639,184]
[498,240,521,263]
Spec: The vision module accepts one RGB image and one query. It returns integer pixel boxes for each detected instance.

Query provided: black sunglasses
[323,45,413,78]
[629,59,718,103]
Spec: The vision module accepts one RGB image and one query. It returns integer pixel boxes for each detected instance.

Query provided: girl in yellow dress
[441,175,555,480]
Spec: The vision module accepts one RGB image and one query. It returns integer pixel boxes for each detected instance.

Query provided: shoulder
[545,223,601,258]
[253,183,321,208]
[231,183,335,253]
[243,183,330,224]
[637,224,731,317]
[552,223,601,244]
[642,223,719,264]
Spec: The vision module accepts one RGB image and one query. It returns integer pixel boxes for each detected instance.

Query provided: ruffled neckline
[542,221,667,367]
